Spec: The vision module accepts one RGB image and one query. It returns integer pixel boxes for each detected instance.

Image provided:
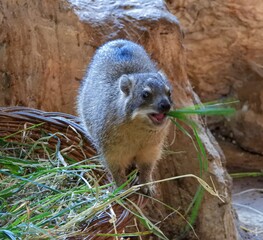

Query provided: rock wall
[0,0,239,239]
[167,0,263,155]
[0,1,95,112]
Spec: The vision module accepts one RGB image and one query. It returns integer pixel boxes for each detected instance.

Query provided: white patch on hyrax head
[158,70,167,80]
[158,71,171,95]
[165,85,170,93]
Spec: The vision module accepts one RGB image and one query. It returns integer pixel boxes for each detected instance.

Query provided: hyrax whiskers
[77,39,173,194]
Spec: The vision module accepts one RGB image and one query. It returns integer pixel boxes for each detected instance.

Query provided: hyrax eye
[142,91,151,99]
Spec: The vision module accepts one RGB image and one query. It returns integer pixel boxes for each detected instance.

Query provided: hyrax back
[77,39,173,194]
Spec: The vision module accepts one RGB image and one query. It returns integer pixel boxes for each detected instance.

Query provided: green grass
[167,99,237,235]
[0,125,168,239]
[0,100,237,239]
[230,172,263,178]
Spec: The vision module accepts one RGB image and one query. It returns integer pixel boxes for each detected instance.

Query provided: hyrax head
[119,72,173,128]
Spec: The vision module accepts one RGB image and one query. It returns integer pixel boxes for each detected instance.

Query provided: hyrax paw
[140,184,156,196]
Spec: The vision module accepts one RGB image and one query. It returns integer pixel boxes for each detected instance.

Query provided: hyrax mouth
[148,113,167,125]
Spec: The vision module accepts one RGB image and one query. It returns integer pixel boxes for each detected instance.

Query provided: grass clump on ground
[0,101,236,239]
[0,119,170,239]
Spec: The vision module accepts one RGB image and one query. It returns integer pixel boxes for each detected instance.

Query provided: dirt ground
[233,177,263,239]
[218,140,263,240]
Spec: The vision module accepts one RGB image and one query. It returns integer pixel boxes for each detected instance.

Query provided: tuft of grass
[1,124,189,239]
[0,128,137,239]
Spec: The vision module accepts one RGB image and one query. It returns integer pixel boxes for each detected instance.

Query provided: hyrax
[77,39,173,194]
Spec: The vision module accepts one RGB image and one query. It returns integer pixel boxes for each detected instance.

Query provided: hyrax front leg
[136,146,162,195]
[109,165,126,187]
[103,153,129,188]
[137,162,155,195]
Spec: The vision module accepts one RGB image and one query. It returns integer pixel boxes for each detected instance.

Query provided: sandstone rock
[167,0,263,155]
[0,0,94,112]
[0,0,238,239]
[218,140,263,173]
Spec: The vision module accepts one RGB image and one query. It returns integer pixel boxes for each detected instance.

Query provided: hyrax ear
[119,75,133,96]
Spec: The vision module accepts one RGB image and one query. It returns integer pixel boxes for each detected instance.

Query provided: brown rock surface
[215,139,263,173]
[0,0,239,239]
[0,0,95,112]
[167,0,263,155]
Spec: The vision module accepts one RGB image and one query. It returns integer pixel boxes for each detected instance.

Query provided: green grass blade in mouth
[167,99,237,118]
[168,107,235,116]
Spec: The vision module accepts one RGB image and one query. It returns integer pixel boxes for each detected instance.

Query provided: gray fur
[77,39,172,194]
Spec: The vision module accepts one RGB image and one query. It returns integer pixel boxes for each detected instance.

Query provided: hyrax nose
[158,100,171,113]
